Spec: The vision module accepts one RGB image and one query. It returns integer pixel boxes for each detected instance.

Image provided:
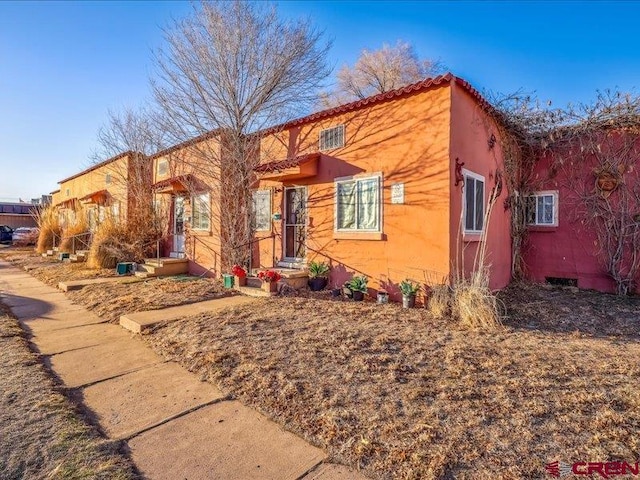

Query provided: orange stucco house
[54,151,151,230]
[147,73,511,296]
[250,73,511,296]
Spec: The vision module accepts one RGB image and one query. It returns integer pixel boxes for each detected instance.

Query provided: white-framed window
[157,159,168,176]
[526,191,558,226]
[105,173,112,184]
[111,202,120,222]
[252,189,271,231]
[335,174,382,232]
[191,192,211,230]
[463,170,485,234]
[319,125,345,151]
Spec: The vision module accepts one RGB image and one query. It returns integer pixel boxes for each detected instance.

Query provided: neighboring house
[54,151,151,230]
[252,73,512,296]
[523,130,640,293]
[150,132,224,275]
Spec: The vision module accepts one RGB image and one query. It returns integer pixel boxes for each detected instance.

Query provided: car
[12,227,38,246]
[0,225,13,244]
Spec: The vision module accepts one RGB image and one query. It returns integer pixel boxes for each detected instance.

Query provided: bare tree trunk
[151,0,330,271]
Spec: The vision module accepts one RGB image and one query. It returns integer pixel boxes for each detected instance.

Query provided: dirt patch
[0,303,138,479]
[143,287,640,480]
[67,276,230,323]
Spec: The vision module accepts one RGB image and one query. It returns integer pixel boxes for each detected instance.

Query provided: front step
[252,267,309,290]
[277,260,306,270]
[69,253,87,263]
[235,285,277,297]
[134,257,189,278]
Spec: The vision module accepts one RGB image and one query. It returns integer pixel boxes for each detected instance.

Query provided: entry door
[284,187,307,260]
[173,195,185,255]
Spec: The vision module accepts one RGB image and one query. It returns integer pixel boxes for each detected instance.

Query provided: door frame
[282,186,307,262]
[172,194,186,256]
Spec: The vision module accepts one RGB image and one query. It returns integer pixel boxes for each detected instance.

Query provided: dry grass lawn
[0,248,115,286]
[67,276,231,323]
[0,303,138,479]
[143,284,640,480]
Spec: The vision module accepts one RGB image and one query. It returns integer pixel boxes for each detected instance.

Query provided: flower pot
[235,275,247,287]
[262,281,278,293]
[331,288,342,297]
[377,290,389,304]
[308,277,328,291]
[352,290,365,301]
[402,294,416,309]
[222,274,234,289]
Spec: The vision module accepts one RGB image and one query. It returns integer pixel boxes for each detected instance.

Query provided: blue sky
[1,1,639,202]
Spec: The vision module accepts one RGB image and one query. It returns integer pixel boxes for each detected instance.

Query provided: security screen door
[284,187,306,260]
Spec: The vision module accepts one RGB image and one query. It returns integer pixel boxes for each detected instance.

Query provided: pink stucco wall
[523,139,640,293]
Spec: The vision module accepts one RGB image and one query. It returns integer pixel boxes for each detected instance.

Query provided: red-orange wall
[448,83,512,290]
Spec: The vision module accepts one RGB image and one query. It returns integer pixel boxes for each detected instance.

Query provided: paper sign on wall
[391,183,405,204]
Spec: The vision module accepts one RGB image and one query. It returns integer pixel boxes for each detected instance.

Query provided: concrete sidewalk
[0,260,367,480]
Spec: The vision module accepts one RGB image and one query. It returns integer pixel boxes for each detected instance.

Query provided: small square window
[157,159,168,176]
[526,191,558,226]
[319,125,345,151]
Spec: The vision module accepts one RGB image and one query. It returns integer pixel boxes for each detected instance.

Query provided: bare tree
[89,106,165,265]
[320,40,443,107]
[151,0,331,269]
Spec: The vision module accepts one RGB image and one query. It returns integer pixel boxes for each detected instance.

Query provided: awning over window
[255,153,320,181]
[55,198,77,208]
[79,189,109,205]
[153,174,201,194]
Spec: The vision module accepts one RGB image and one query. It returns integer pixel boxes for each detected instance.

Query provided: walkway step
[82,362,225,440]
[119,296,256,334]
[127,400,326,480]
[58,276,131,292]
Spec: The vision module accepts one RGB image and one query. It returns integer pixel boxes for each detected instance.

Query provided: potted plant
[399,279,420,308]
[347,275,368,301]
[257,269,281,293]
[308,260,330,291]
[232,264,247,286]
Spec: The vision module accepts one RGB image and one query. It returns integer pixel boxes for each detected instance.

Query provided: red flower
[257,269,281,283]
[231,265,247,277]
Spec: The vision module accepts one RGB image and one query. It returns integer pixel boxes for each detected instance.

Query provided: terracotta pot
[262,281,278,293]
[235,275,247,287]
